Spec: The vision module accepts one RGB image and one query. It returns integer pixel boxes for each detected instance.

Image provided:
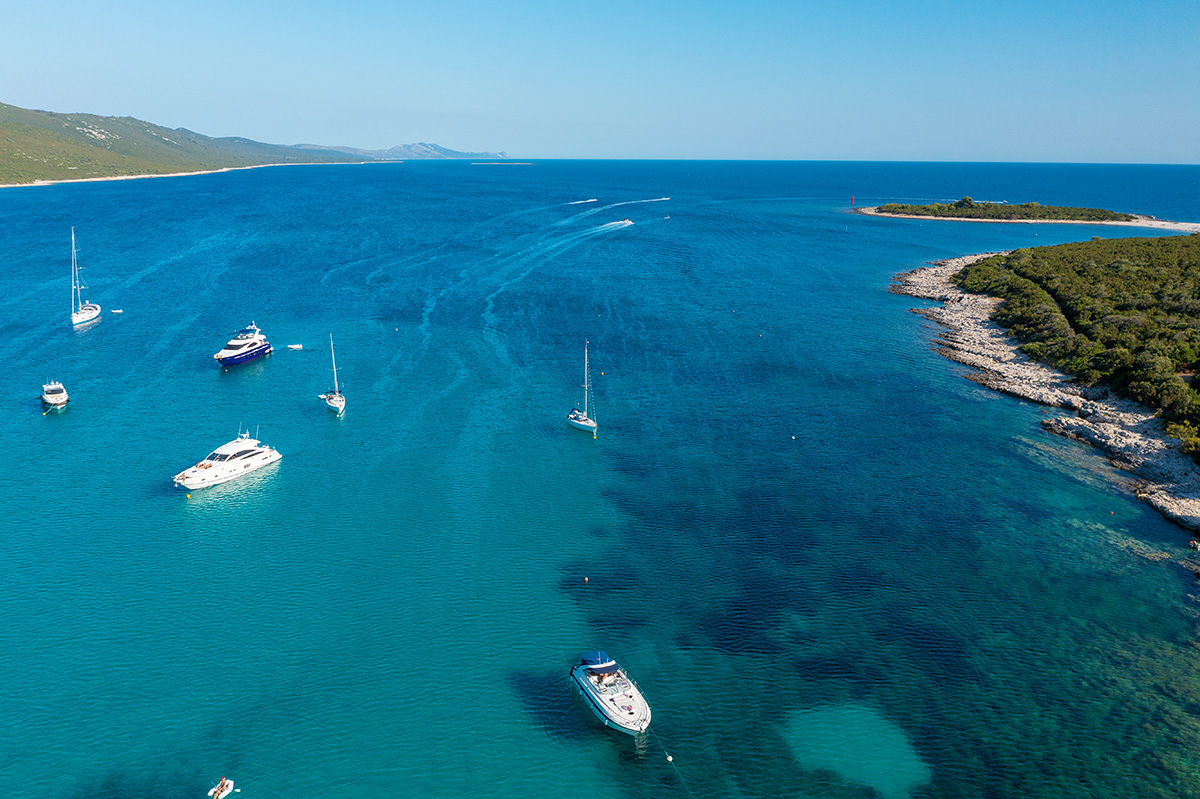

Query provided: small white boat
[111,309,123,314]
[287,344,303,350]
[213,321,273,366]
[41,381,69,406]
[173,430,281,489]
[318,333,345,415]
[69,228,101,326]
[570,651,651,734]
[566,342,598,435]
[207,777,234,798]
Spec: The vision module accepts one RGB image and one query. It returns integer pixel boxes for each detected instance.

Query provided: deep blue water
[3,161,1200,799]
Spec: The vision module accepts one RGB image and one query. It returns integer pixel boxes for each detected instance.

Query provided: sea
[3,160,1200,799]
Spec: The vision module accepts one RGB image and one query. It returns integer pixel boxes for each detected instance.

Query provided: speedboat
[570,651,651,734]
[41,381,69,406]
[207,777,234,798]
[213,322,272,366]
[173,431,282,489]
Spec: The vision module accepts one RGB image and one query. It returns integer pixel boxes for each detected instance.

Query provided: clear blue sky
[3,0,1197,162]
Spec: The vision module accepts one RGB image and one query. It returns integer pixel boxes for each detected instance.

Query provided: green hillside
[0,102,360,184]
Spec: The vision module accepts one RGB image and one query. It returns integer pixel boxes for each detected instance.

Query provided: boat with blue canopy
[569,650,651,734]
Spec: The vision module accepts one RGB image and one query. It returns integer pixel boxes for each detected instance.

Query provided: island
[0,101,507,186]
[868,197,1136,222]
[892,233,1200,533]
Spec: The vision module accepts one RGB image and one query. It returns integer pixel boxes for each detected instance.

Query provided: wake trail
[555,196,670,226]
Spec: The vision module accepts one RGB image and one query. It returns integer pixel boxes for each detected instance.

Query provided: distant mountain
[293,142,508,160]
[0,102,506,185]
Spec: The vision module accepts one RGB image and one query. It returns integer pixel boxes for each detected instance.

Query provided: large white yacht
[570,651,651,734]
[173,431,281,489]
[213,322,272,366]
[41,381,69,406]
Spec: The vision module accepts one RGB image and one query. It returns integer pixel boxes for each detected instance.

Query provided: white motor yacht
[41,381,69,406]
[213,322,272,366]
[173,431,281,489]
[570,651,651,734]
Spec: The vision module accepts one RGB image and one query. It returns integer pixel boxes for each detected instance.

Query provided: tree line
[879,197,1135,222]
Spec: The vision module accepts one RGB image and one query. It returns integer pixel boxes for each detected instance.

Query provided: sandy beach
[0,160,375,191]
[892,254,1200,536]
[858,205,1200,234]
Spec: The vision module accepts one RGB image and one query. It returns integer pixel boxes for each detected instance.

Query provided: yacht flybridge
[570,651,651,734]
[213,322,272,366]
[173,430,281,489]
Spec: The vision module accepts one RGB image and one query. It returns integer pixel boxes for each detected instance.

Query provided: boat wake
[567,199,598,205]
[555,197,669,226]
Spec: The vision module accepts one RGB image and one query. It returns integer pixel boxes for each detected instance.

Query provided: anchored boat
[570,650,651,734]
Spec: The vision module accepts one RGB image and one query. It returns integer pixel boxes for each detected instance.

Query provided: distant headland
[0,101,506,187]
[858,197,1200,233]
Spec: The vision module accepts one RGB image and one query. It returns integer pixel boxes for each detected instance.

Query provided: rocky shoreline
[891,254,1200,535]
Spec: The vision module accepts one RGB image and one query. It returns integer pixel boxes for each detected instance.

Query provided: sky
[2,0,1198,162]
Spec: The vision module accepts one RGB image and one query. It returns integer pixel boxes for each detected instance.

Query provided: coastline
[0,160,376,191]
[858,205,1200,234]
[891,254,1200,537]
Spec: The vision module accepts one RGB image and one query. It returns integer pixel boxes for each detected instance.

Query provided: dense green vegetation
[953,234,1200,458]
[879,196,1136,222]
[0,102,359,184]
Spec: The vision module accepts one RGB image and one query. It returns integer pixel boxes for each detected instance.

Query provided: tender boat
[287,344,303,350]
[207,777,234,798]
[213,322,272,366]
[570,650,651,734]
[318,333,346,415]
[69,228,101,326]
[566,342,598,435]
[41,381,69,406]
[173,430,282,489]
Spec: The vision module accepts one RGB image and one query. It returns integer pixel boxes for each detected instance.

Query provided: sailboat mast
[70,227,78,314]
[330,334,339,393]
[583,343,590,417]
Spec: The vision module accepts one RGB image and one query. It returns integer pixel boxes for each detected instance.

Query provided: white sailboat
[318,333,346,415]
[69,228,101,326]
[566,342,597,435]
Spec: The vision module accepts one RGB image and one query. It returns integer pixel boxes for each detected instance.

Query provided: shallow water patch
[783,703,932,799]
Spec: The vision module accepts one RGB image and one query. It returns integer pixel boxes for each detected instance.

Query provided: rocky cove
[892,254,1200,541]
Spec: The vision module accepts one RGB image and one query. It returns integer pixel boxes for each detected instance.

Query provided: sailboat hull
[71,304,101,325]
[567,411,596,432]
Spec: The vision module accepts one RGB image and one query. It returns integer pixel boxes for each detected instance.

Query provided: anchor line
[649,727,695,796]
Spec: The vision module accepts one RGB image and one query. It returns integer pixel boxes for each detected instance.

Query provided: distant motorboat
[173,430,281,489]
[213,322,272,366]
[69,228,101,325]
[111,309,123,314]
[41,381,69,406]
[570,651,651,734]
[287,344,303,350]
[566,341,597,435]
[318,333,345,415]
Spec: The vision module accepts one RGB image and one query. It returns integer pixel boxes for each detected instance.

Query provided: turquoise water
[3,161,1200,799]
